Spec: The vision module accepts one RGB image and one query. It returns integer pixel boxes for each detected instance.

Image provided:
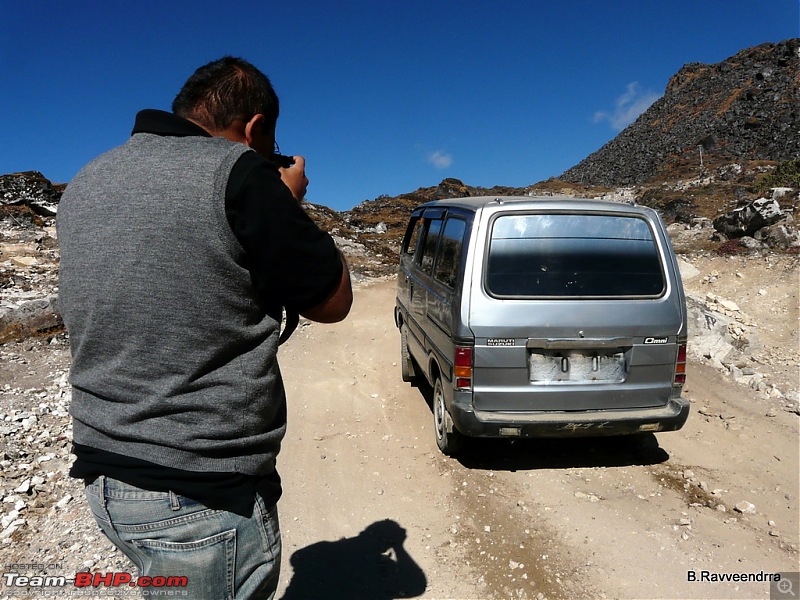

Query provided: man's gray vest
[58,133,285,476]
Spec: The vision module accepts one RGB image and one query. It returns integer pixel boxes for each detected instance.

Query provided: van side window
[433,217,466,288]
[420,219,443,274]
[402,217,423,255]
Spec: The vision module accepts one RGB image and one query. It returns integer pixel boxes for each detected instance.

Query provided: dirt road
[275,277,798,600]
[0,271,797,600]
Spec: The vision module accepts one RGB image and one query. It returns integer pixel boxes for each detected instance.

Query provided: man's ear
[244,114,274,151]
[244,114,261,147]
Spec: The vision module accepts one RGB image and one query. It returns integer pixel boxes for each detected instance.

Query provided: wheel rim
[434,381,445,440]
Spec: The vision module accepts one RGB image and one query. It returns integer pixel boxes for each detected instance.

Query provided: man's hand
[279,156,308,202]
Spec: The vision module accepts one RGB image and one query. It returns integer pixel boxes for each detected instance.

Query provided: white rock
[734,501,756,514]
[11,256,39,267]
[0,518,25,539]
[2,510,20,528]
[718,299,740,312]
[55,494,73,510]
[678,260,701,281]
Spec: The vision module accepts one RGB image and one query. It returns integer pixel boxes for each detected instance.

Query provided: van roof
[416,196,644,213]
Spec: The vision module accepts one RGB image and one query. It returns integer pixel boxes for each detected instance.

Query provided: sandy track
[0,273,796,600]
[276,277,798,600]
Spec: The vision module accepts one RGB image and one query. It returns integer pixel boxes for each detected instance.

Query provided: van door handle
[527,337,633,349]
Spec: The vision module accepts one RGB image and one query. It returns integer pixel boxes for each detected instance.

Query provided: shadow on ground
[454,433,670,471]
[280,519,427,600]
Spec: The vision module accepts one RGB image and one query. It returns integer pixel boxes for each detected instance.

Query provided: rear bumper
[449,396,690,438]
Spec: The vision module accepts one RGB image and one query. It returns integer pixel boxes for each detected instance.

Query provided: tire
[433,377,463,455]
[400,325,417,383]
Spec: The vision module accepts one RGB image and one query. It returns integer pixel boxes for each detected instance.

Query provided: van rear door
[468,208,686,413]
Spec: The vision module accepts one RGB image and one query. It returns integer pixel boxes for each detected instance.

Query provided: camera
[272,153,295,169]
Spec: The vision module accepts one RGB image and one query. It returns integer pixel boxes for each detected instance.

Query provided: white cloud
[428,150,453,169]
[593,82,661,131]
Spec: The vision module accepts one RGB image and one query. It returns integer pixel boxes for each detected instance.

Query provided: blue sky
[2,1,797,211]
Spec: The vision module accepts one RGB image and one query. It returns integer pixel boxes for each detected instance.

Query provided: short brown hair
[172,56,279,131]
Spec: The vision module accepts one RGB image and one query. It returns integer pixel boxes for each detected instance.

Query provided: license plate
[528,350,625,383]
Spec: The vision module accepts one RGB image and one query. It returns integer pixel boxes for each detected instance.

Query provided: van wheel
[433,377,463,455]
[400,325,416,382]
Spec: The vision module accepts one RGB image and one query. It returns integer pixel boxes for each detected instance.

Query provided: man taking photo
[57,56,352,599]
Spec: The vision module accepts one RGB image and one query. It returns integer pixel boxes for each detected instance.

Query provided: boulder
[0,172,63,216]
[755,222,800,248]
[0,295,62,344]
[712,198,784,238]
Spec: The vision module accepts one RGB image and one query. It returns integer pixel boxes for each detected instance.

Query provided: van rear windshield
[486,213,665,298]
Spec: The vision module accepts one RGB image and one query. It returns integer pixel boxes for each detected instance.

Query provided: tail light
[674,342,687,386]
[454,346,473,390]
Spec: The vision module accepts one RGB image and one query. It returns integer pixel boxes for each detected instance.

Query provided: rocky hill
[560,39,800,186]
[333,35,800,260]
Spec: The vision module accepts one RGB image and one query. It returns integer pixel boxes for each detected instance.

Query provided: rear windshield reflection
[486,214,665,297]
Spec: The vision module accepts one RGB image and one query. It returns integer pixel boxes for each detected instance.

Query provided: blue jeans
[84,476,281,599]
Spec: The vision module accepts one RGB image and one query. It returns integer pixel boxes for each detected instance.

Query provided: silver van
[394,196,690,454]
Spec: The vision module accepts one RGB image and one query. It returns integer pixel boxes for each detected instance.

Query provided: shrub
[752,159,800,194]
[715,239,745,255]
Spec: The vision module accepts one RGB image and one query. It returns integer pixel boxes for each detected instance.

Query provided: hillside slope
[561,39,800,186]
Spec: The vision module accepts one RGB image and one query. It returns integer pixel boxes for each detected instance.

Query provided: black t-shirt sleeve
[225,152,342,312]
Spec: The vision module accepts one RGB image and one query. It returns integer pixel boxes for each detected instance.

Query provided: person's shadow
[280,519,427,599]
